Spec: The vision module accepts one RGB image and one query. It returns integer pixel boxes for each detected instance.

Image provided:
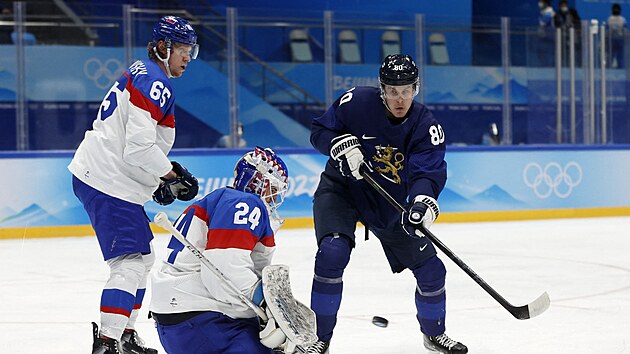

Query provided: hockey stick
[153,212,269,321]
[360,170,550,320]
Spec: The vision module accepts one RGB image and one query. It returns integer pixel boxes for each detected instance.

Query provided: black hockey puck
[371,316,388,328]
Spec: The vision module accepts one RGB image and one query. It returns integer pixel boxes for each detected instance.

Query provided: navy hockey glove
[152,162,199,205]
[401,195,440,238]
[330,134,372,180]
[152,180,177,206]
[169,161,199,201]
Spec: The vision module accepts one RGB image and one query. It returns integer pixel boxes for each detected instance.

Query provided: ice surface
[1,217,629,353]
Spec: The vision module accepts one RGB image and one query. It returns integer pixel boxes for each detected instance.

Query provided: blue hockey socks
[412,255,447,336]
[310,234,352,341]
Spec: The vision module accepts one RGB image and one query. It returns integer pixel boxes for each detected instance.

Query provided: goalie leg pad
[262,265,318,348]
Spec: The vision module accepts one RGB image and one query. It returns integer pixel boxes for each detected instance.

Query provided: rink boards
[1,146,629,239]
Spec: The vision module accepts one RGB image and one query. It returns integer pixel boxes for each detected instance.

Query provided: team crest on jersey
[372,144,404,184]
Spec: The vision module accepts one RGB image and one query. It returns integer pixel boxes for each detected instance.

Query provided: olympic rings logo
[523,162,583,199]
[83,58,125,90]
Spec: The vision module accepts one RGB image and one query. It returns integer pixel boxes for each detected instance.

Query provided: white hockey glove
[251,281,289,350]
[401,195,440,238]
[329,134,371,180]
[259,307,289,350]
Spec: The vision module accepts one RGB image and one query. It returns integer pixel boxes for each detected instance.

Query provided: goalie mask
[234,147,289,215]
[152,16,199,77]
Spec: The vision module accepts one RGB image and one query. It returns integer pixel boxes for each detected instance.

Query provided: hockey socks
[100,254,146,340]
[311,234,352,341]
[412,256,447,336]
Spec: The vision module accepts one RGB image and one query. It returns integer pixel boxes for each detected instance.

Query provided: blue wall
[1,146,629,236]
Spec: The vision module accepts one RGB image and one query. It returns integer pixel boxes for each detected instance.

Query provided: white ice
[1,217,630,353]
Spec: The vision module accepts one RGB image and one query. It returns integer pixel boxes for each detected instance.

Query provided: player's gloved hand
[251,281,288,350]
[329,133,372,180]
[152,180,178,206]
[401,195,440,238]
[169,161,199,201]
[152,162,199,205]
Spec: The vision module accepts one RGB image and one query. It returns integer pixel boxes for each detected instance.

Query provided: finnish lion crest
[372,145,404,183]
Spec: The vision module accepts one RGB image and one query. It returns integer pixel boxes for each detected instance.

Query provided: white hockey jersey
[150,187,276,319]
[68,59,175,205]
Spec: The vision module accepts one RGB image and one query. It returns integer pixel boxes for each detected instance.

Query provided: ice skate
[424,333,467,354]
[92,322,122,354]
[305,340,330,353]
[121,328,158,354]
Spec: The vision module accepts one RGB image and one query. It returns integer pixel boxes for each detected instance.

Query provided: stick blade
[513,291,550,320]
[526,291,551,319]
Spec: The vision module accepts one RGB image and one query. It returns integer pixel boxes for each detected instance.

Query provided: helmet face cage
[233,147,289,213]
[152,16,199,59]
[379,54,419,98]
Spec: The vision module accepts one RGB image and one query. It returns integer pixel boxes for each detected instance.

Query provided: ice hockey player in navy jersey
[69,16,200,354]
[150,147,291,353]
[305,54,468,354]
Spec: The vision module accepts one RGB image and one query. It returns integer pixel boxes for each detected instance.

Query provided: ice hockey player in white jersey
[68,15,200,354]
[150,147,292,353]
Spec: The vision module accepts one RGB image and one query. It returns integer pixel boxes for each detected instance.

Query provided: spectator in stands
[608,3,627,68]
[0,3,12,44]
[537,0,556,66]
[554,0,581,66]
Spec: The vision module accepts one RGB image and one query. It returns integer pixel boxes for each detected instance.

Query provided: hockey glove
[152,180,177,206]
[329,133,372,180]
[152,162,199,205]
[169,161,199,201]
[401,195,440,238]
[251,281,288,350]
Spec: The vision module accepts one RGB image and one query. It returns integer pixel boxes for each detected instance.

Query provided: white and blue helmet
[233,147,289,212]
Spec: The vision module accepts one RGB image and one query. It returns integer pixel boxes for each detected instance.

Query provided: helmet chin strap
[154,46,174,78]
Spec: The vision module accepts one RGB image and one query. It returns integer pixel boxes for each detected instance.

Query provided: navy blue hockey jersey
[311,86,447,230]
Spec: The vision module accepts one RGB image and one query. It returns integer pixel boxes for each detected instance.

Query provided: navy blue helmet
[379,54,418,86]
[152,16,199,59]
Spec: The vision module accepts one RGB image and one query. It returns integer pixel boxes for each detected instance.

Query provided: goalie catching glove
[251,265,318,353]
[329,133,372,180]
[402,195,440,238]
[250,281,289,351]
[152,161,199,205]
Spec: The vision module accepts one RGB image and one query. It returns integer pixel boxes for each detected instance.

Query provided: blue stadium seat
[289,29,313,63]
[338,30,361,64]
[429,33,449,65]
[381,30,401,60]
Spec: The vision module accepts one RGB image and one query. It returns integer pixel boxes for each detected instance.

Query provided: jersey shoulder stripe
[125,72,165,123]
[124,60,175,127]
[184,204,210,224]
